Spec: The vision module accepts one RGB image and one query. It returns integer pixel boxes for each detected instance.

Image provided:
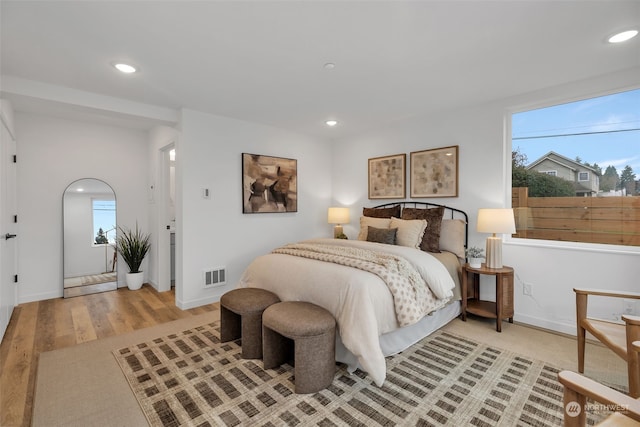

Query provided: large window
[511,88,640,247]
[92,199,116,245]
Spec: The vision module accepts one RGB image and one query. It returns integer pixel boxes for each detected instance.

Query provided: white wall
[16,113,149,302]
[176,109,333,308]
[332,68,640,336]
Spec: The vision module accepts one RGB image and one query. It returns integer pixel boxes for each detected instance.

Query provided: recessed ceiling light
[114,63,137,73]
[324,63,336,70]
[326,120,338,127]
[608,30,638,43]
[77,188,84,192]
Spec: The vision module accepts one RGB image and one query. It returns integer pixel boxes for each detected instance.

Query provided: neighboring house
[526,151,601,197]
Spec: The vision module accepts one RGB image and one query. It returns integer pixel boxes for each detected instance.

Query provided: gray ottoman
[220,288,280,359]
[262,301,336,394]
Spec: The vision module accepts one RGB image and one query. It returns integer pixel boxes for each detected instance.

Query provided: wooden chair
[558,341,640,427]
[574,288,640,398]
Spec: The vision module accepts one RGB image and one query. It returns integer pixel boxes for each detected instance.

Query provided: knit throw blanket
[272,242,447,327]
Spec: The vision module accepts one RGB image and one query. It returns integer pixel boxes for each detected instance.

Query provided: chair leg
[262,326,291,370]
[576,292,588,373]
[563,382,587,427]
[624,315,640,398]
[240,312,263,359]
[220,306,240,343]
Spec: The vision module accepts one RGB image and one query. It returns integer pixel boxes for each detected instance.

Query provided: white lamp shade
[477,208,516,234]
[328,207,350,225]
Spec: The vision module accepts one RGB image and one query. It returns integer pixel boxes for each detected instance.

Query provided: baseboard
[176,293,221,310]
[515,313,576,336]
[19,290,62,304]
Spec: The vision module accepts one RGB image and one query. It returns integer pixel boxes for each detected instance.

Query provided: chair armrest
[623,316,640,327]
[558,371,640,422]
[574,288,640,300]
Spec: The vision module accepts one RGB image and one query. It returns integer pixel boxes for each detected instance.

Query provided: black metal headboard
[372,202,469,251]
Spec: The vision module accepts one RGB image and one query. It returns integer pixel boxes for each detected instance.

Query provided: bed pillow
[390,217,428,249]
[366,226,398,245]
[357,216,392,240]
[362,205,401,218]
[401,206,444,253]
[439,219,466,259]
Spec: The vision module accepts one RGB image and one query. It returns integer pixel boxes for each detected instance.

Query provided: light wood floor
[0,285,218,427]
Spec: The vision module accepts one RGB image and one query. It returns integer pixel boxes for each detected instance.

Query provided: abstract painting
[368,153,406,199]
[410,145,458,198]
[242,153,297,213]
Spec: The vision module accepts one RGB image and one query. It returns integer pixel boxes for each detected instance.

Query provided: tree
[512,167,575,197]
[95,228,108,244]
[512,148,528,169]
[620,166,637,195]
[582,161,602,175]
[601,165,619,192]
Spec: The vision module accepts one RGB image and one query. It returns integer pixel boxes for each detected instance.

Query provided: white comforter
[237,238,456,387]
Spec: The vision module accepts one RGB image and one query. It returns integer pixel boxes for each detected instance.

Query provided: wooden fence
[512,187,640,246]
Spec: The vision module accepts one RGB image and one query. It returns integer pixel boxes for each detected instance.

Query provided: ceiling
[1,1,639,139]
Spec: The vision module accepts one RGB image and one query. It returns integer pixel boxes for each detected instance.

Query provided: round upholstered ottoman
[220,288,280,359]
[262,301,336,394]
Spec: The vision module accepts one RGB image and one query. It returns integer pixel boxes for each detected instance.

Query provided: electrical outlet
[623,299,634,314]
[523,283,532,296]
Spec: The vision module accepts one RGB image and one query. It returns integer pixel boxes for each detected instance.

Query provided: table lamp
[476,208,516,269]
[327,207,350,238]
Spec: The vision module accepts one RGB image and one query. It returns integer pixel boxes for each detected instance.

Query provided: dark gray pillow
[401,206,444,253]
[363,205,401,218]
[366,226,397,245]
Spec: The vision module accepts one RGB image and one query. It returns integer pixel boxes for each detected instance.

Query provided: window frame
[578,171,589,182]
[505,85,640,255]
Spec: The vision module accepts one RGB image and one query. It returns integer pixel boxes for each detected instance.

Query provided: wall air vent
[204,267,226,288]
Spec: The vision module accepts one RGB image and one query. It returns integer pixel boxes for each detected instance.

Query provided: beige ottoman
[220,288,280,359]
[262,301,336,394]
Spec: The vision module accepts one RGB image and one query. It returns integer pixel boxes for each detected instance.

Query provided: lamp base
[485,236,503,269]
[334,225,343,238]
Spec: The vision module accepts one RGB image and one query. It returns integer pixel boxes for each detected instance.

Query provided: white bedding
[237,238,459,387]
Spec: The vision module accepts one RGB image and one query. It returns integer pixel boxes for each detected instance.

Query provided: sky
[512,88,640,178]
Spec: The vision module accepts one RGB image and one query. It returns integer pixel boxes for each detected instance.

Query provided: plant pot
[469,258,483,268]
[126,272,144,290]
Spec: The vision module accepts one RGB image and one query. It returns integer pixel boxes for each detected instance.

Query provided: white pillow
[439,219,466,259]
[390,217,428,249]
[357,216,392,240]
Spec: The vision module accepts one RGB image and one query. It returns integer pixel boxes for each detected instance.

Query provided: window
[92,199,116,245]
[511,88,640,247]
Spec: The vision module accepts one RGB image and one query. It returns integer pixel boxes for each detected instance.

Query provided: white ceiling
[1,1,639,139]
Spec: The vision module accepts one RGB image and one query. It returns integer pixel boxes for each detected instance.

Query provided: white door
[0,113,18,340]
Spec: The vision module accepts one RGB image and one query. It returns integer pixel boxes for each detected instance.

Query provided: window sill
[505,237,640,256]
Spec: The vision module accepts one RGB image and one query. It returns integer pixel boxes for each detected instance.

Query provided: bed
[237,202,468,387]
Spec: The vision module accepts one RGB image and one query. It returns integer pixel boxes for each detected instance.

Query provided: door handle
[3,233,17,240]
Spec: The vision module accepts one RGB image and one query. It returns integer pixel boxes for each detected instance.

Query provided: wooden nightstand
[461,263,514,332]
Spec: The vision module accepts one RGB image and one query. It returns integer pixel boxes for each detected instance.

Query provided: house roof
[526,151,601,175]
[1,1,639,136]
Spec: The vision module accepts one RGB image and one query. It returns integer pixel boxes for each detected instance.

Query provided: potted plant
[115,223,151,290]
[465,246,485,268]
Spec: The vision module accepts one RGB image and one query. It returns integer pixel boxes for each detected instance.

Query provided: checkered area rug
[113,322,604,427]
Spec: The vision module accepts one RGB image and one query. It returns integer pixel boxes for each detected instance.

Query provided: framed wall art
[242,153,297,213]
[368,153,406,199]
[410,145,458,198]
